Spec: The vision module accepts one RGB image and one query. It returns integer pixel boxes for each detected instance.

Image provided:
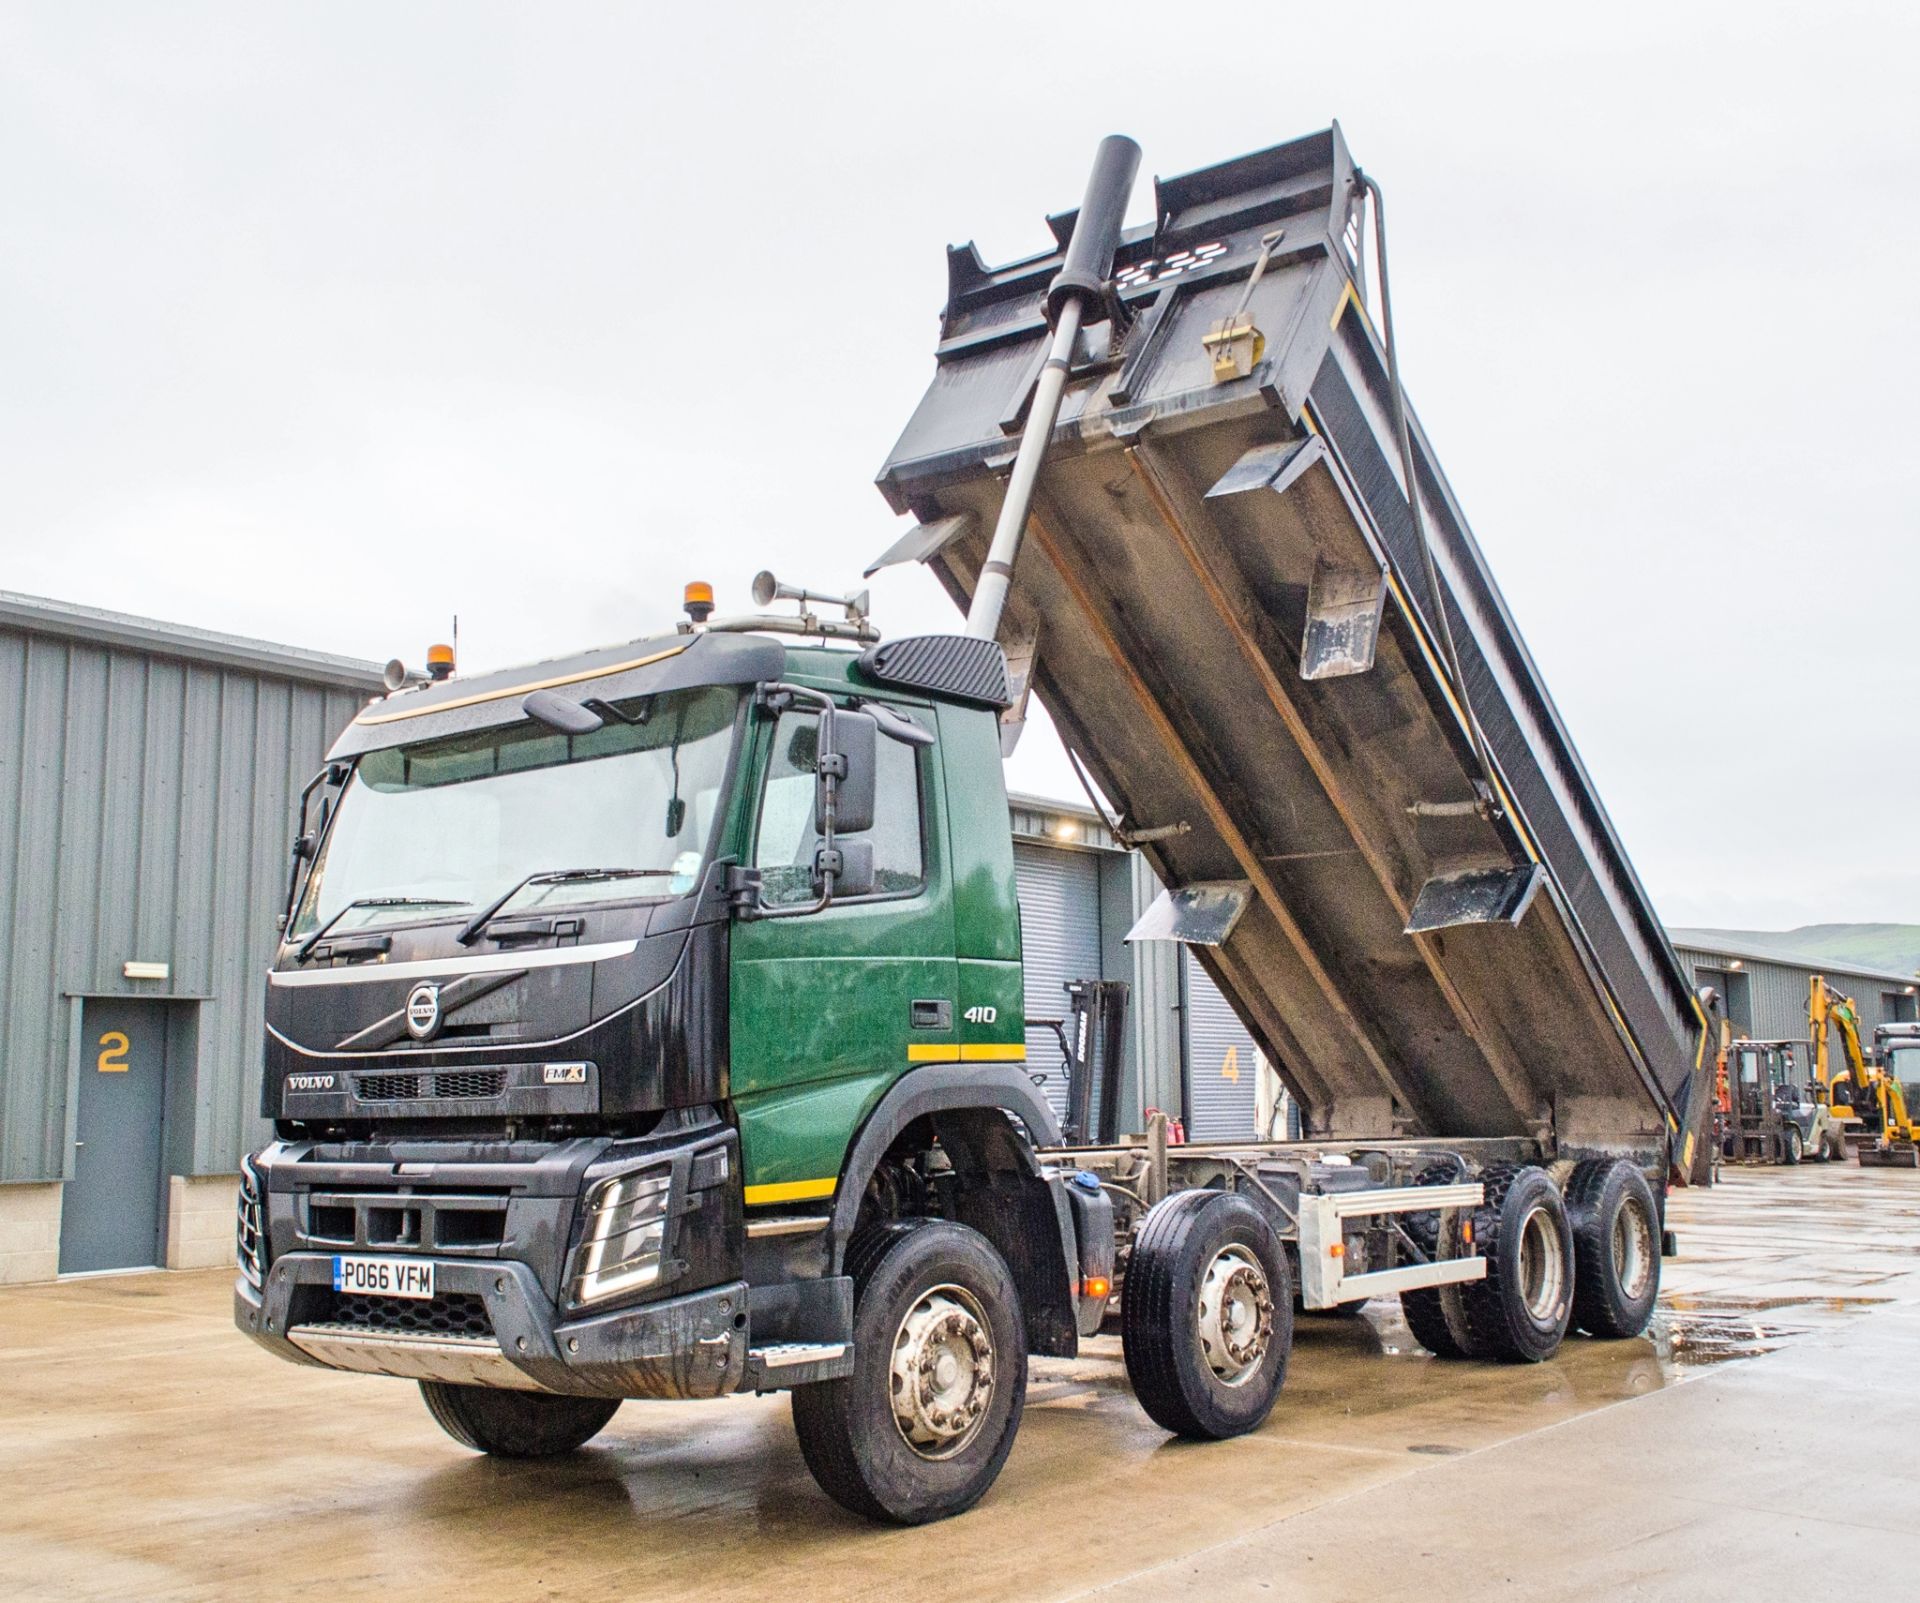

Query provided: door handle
[911,999,953,1030]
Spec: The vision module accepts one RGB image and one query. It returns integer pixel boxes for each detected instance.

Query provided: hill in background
[1671,923,1920,977]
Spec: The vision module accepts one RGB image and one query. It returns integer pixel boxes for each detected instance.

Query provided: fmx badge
[543,1062,589,1085]
[405,982,443,1041]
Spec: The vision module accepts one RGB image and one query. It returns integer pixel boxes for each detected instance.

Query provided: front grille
[432,1070,508,1099]
[353,1070,507,1102]
[324,1291,494,1339]
[300,1188,510,1253]
[355,1073,423,1101]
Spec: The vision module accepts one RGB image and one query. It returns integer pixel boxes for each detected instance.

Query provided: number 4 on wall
[97,1032,130,1073]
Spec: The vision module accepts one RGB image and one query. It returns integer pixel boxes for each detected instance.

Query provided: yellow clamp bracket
[1203,229,1285,383]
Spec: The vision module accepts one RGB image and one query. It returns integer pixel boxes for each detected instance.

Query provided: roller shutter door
[1013,842,1103,1124]
[1185,952,1260,1140]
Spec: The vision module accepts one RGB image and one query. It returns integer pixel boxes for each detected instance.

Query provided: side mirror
[816,710,877,836]
[813,838,875,899]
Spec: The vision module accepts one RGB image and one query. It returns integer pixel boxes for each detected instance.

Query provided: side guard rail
[1296,1182,1485,1309]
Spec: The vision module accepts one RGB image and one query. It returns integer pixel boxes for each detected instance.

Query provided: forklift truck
[1717,1040,1845,1164]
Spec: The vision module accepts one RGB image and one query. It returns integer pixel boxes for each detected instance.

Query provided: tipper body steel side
[875,124,1710,1176]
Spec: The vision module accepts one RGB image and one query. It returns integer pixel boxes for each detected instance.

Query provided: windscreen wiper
[455,868,676,947]
[296,896,469,961]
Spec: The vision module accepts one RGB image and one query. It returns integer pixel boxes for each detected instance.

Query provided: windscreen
[1887,1043,1920,1105]
[289,686,741,939]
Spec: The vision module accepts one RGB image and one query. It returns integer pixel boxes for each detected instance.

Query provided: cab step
[744,1341,854,1390]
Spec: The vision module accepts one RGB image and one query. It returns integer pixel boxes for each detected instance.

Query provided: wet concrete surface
[3,1165,1916,1601]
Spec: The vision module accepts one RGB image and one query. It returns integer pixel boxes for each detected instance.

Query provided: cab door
[727,691,956,1206]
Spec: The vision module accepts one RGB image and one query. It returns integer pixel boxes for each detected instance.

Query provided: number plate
[331,1255,435,1299]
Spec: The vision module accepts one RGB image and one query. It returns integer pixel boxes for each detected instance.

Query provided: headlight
[236,1155,266,1291]
[570,1165,673,1306]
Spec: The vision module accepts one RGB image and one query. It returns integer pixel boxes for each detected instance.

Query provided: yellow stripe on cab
[743,1177,837,1207]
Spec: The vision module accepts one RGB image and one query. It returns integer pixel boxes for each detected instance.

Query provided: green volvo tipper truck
[236,126,1712,1523]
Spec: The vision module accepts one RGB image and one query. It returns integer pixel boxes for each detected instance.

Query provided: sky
[3,2,1916,930]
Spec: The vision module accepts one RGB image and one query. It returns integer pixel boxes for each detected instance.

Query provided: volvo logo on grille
[405,982,444,1041]
[287,1073,335,1092]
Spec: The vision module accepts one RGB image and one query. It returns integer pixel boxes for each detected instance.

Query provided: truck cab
[238,621,1104,1514]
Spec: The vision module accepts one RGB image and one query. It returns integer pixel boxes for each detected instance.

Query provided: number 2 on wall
[97,1031,130,1073]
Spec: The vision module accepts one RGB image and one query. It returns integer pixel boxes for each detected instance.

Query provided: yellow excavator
[1810,976,1870,1125]
[1812,976,1920,1168]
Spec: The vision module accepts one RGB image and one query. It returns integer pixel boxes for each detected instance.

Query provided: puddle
[1649,1311,1806,1367]
[1661,1292,1893,1315]
[1648,1289,1894,1367]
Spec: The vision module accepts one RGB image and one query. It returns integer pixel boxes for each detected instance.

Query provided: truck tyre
[1781,1125,1803,1165]
[1397,1162,1487,1360]
[791,1218,1026,1525]
[1121,1190,1293,1439]
[1458,1165,1574,1363]
[1564,1158,1660,1339]
[418,1383,619,1458]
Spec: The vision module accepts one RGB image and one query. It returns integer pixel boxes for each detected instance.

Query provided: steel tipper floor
[5,1167,1916,1603]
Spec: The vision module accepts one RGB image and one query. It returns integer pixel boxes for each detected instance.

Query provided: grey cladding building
[1671,936,1919,1058]
[0,593,385,1281]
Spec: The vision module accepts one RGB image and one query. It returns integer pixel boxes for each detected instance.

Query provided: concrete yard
[4,1165,1917,1603]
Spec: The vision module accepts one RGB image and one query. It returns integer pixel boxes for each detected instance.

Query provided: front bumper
[236,1256,749,1399]
[234,1114,746,1399]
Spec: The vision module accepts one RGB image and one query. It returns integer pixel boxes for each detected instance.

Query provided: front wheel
[419,1383,620,1458]
[1121,1190,1293,1439]
[1782,1125,1803,1165]
[791,1219,1026,1525]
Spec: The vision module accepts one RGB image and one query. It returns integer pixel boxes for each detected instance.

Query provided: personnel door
[728,697,956,1204]
[59,1000,169,1274]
